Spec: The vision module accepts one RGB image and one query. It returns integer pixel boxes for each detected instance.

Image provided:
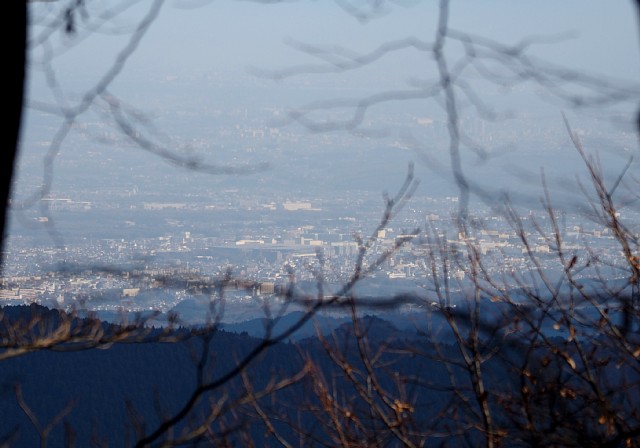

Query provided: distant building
[259,282,275,295]
[235,239,264,246]
[143,203,187,210]
[122,288,140,297]
[0,289,19,300]
[283,201,312,211]
[19,288,38,301]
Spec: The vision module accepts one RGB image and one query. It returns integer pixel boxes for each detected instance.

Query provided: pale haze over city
[6,1,637,318]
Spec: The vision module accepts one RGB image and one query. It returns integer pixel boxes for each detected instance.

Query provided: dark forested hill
[1,304,638,447]
[0,306,448,446]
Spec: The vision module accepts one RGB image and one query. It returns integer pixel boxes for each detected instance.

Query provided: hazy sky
[142,0,638,77]
[25,1,640,146]
[29,1,639,82]
[21,0,640,214]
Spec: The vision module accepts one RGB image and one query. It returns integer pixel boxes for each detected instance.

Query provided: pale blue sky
[22,0,640,205]
[31,1,639,80]
[13,0,640,246]
[140,0,639,79]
